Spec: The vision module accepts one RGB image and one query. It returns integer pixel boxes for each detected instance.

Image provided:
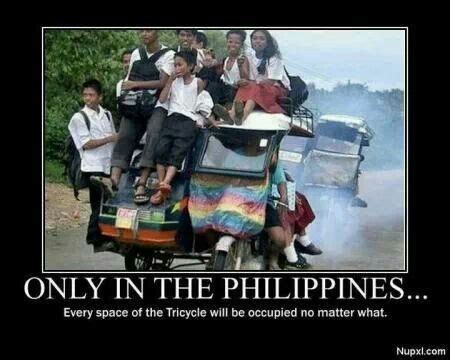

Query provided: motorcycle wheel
[212,250,228,270]
[212,240,248,270]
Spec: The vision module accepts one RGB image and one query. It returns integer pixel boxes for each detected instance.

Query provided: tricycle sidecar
[97,104,314,271]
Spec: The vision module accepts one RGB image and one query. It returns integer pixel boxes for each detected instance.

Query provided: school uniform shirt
[192,90,214,126]
[246,49,291,90]
[168,76,201,121]
[221,57,241,86]
[127,44,175,110]
[68,105,116,175]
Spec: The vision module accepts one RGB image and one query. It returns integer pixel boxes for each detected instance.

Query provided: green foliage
[45,159,66,183]
[44,29,179,162]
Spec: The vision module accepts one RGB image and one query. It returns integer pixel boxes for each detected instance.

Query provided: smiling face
[226,33,243,56]
[251,31,268,53]
[178,30,195,49]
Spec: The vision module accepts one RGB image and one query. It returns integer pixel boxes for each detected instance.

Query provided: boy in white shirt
[150,50,210,205]
[68,79,117,249]
[104,30,176,204]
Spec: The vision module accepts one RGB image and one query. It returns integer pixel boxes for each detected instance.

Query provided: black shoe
[295,241,323,256]
[93,240,118,253]
[351,197,368,208]
[284,255,311,270]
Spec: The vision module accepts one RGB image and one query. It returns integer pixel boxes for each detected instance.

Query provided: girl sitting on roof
[213,30,290,126]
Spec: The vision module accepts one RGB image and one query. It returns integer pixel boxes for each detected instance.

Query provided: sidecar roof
[219,110,291,132]
[319,114,374,141]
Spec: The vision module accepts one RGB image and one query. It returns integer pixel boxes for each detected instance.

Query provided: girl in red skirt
[213,30,291,125]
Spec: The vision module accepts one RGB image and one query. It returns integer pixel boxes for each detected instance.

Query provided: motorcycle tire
[212,250,228,270]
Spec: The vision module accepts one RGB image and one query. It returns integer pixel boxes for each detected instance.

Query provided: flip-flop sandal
[134,184,150,205]
[213,104,234,125]
[158,182,172,195]
[150,190,167,205]
[234,100,244,126]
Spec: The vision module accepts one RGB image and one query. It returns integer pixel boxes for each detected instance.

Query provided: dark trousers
[155,113,198,169]
[111,107,167,171]
[205,81,222,104]
[85,172,108,244]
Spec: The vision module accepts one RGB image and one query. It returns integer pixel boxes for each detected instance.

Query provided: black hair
[82,79,102,94]
[174,50,197,72]
[250,30,281,75]
[176,29,198,36]
[226,30,247,43]
[121,49,133,59]
[195,32,208,48]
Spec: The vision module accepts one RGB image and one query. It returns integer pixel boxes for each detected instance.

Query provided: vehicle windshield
[200,133,271,172]
[315,133,362,155]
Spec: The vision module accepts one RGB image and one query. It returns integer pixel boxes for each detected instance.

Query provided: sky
[243,29,406,91]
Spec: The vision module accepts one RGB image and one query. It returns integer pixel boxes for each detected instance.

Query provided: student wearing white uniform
[214,30,250,115]
[214,30,290,126]
[68,80,117,248]
[151,50,209,205]
[176,30,224,104]
[105,30,175,204]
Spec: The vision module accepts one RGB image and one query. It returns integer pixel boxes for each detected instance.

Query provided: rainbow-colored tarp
[188,173,270,239]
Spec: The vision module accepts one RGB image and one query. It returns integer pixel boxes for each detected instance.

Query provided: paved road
[45,169,405,271]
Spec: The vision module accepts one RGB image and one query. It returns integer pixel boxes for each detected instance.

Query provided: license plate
[115,208,138,229]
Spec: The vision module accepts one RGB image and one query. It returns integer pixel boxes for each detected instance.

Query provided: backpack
[63,110,112,200]
[118,47,171,121]
[285,67,309,107]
